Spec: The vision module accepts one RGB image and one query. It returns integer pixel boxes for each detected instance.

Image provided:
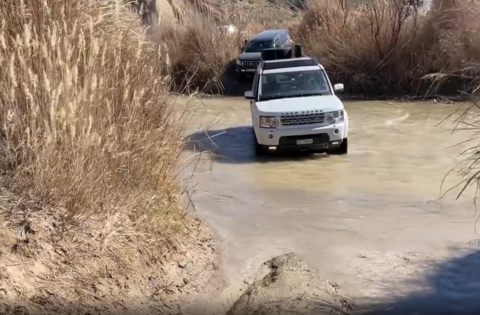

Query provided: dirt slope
[0,180,218,315]
[227,253,355,315]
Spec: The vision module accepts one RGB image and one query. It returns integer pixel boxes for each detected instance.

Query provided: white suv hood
[256,96,343,115]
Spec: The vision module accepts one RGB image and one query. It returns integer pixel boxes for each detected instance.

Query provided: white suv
[244,47,348,156]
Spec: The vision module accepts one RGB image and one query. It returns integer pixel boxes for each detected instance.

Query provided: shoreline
[177,92,471,104]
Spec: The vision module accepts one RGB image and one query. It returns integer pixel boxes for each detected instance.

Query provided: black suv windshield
[258,70,331,101]
[244,40,273,53]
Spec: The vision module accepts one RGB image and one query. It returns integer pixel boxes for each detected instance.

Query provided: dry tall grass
[0,0,187,223]
[439,2,480,217]
[0,0,218,311]
[0,0,193,262]
[151,0,298,93]
[152,0,480,96]
[295,0,480,94]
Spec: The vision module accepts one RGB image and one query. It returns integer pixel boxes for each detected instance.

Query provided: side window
[274,37,280,48]
[280,33,287,46]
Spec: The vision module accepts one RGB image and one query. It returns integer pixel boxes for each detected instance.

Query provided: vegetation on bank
[156,0,480,95]
[0,2,197,308]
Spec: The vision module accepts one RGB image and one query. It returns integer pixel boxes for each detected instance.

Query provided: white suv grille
[280,113,325,126]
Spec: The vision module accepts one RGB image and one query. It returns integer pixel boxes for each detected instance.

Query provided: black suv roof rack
[260,44,319,71]
[261,44,304,61]
[262,58,318,71]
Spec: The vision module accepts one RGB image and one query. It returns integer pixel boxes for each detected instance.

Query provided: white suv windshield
[258,69,331,101]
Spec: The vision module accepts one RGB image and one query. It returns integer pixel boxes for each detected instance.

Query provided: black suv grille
[242,61,259,69]
[280,113,325,126]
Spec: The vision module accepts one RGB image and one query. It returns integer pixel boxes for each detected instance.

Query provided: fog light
[269,134,273,139]
[334,129,339,134]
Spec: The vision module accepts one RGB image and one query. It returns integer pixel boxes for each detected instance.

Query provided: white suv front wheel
[331,138,348,155]
[252,128,265,156]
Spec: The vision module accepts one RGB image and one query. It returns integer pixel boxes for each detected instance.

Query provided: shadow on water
[359,247,480,315]
[184,125,330,164]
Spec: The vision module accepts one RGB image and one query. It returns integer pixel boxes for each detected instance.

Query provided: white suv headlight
[325,110,344,124]
[259,116,279,128]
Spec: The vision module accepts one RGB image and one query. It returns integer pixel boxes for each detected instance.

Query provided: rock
[226,253,354,315]
[178,261,186,268]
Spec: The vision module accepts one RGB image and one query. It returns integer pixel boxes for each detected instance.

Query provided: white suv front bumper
[254,122,346,150]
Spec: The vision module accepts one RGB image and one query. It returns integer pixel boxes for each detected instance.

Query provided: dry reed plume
[0,0,186,227]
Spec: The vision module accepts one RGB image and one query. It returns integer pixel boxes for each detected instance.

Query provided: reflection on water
[181,97,480,312]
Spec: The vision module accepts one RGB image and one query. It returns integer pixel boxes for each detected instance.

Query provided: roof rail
[261,44,303,61]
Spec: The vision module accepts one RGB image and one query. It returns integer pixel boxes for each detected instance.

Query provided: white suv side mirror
[244,91,254,99]
[334,83,344,92]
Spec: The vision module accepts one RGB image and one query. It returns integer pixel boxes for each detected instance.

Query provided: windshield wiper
[260,95,298,101]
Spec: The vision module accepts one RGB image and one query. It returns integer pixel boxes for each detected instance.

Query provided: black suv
[235,29,292,79]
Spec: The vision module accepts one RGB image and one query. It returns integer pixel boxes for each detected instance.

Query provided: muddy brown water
[180,97,480,314]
